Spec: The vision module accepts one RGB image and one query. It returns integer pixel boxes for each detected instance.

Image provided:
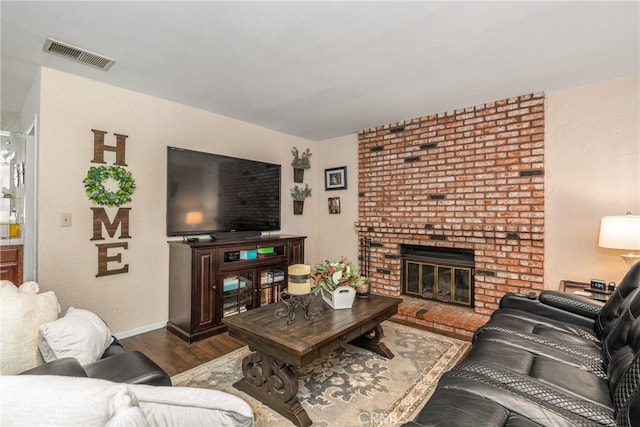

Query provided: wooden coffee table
[223,294,401,427]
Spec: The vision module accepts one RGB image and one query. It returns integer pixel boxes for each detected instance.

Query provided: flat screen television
[166,146,281,238]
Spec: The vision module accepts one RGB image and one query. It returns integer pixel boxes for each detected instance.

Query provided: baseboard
[114,321,167,340]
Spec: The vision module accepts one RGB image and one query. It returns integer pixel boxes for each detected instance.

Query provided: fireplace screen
[402,246,474,307]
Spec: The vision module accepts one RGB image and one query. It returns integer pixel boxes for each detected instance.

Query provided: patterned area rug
[172,321,469,426]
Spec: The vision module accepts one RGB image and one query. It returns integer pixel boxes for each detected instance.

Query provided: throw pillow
[38,307,114,365]
[0,280,61,374]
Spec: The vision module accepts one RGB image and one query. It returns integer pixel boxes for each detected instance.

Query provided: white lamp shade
[599,215,640,250]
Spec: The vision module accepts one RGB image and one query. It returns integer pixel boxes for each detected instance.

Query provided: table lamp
[598,213,640,268]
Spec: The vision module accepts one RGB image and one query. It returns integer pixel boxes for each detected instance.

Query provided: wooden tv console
[167,235,306,342]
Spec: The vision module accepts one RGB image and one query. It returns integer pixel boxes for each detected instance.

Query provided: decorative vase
[293,200,304,215]
[293,168,305,183]
[321,286,356,310]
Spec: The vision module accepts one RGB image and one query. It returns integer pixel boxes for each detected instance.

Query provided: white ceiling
[1,1,638,140]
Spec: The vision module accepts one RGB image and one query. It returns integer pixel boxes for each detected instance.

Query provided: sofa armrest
[100,337,127,359]
[20,357,88,377]
[84,351,171,386]
[538,290,603,319]
[498,292,599,327]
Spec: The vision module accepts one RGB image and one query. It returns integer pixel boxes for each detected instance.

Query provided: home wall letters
[85,129,136,277]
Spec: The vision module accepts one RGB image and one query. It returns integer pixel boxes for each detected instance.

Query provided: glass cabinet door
[220,270,254,317]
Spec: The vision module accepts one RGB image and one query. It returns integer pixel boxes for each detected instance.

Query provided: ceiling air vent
[43,38,115,71]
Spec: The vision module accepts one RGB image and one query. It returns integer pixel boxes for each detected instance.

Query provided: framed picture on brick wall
[325,166,347,190]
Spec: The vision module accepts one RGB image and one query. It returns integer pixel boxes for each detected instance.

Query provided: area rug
[171,321,469,427]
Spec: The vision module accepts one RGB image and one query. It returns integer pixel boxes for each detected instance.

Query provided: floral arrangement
[311,257,367,294]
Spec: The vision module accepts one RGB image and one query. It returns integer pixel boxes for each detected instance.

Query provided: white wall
[545,75,640,288]
[36,68,317,334]
[313,134,360,266]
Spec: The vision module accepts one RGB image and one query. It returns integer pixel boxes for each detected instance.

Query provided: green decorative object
[290,184,312,215]
[290,147,312,170]
[83,165,136,207]
[290,184,312,201]
[291,147,312,183]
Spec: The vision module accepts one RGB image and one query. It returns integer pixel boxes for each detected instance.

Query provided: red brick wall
[357,93,545,315]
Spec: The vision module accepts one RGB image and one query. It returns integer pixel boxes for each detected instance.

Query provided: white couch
[1,374,254,426]
[0,280,255,426]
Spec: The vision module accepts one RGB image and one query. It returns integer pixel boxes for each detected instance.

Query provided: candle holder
[274,289,323,325]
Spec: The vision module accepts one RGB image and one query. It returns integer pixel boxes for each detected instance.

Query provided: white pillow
[0,280,61,374]
[38,307,114,365]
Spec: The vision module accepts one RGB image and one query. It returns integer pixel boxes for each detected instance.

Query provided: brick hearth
[392,296,489,339]
[358,93,545,331]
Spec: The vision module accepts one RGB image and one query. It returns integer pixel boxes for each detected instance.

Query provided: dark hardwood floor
[119,328,244,377]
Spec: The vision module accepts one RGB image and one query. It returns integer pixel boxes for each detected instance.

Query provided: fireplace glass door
[404,260,473,307]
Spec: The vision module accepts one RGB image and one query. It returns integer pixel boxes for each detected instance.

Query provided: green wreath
[83,165,136,207]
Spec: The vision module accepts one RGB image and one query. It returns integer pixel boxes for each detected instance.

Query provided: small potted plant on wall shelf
[290,184,312,215]
[291,147,312,183]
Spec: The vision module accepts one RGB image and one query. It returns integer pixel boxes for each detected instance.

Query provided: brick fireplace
[357,93,545,335]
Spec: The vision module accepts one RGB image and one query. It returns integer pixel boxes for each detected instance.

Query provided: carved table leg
[233,350,312,427]
[350,324,395,359]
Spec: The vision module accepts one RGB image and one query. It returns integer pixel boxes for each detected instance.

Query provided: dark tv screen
[166,146,281,236]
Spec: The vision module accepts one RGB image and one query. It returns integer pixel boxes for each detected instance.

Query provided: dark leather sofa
[404,262,640,427]
[21,337,171,386]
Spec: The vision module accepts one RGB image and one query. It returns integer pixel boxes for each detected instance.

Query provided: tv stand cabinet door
[289,238,305,264]
[193,249,221,331]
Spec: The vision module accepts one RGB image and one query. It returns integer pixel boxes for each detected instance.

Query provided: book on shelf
[260,271,273,285]
[260,270,285,285]
[256,247,275,255]
[224,305,247,317]
[222,300,237,310]
[271,285,283,303]
[223,277,247,292]
[223,293,250,303]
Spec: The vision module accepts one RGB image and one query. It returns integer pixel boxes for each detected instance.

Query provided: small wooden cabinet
[167,235,306,342]
[0,244,23,285]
